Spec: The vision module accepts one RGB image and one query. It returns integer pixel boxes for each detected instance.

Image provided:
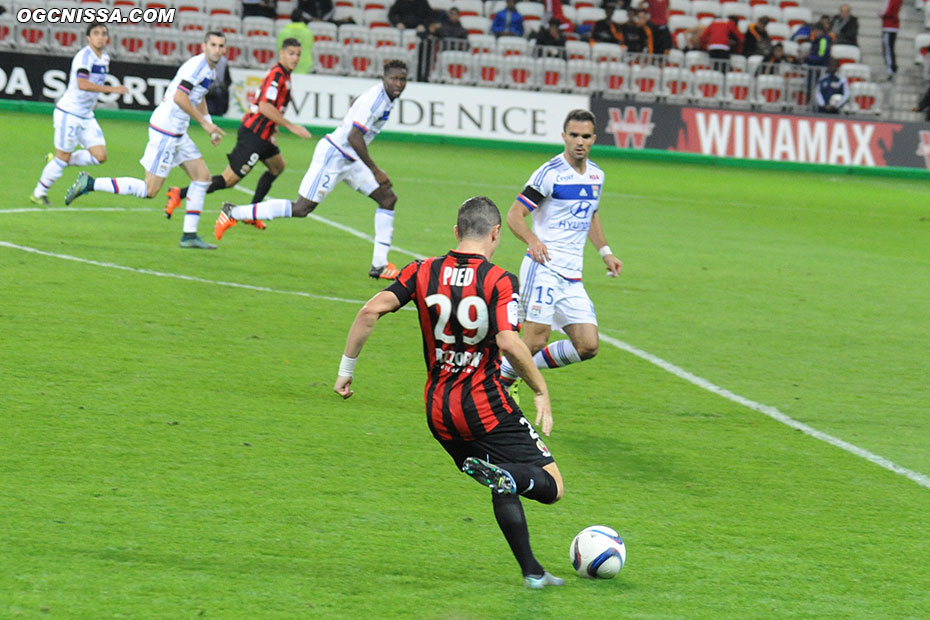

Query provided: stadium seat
[565,40,591,61]
[474,52,503,86]
[362,0,388,9]
[242,16,275,37]
[225,33,247,67]
[454,0,483,17]
[747,0,768,6]
[151,29,183,64]
[339,24,370,46]
[370,28,401,47]
[346,43,379,76]
[692,69,723,103]
[0,14,14,51]
[114,26,149,61]
[685,50,712,72]
[312,40,346,73]
[915,32,930,66]
[497,36,529,56]
[247,34,278,68]
[631,64,661,100]
[729,54,747,72]
[179,12,211,32]
[49,23,83,56]
[375,46,415,74]
[175,0,205,13]
[333,5,363,23]
[483,0,505,16]
[575,7,606,28]
[723,71,752,108]
[781,6,811,30]
[777,0,798,7]
[766,22,789,42]
[309,21,338,43]
[539,57,567,91]
[460,15,490,35]
[400,28,421,52]
[668,14,697,44]
[600,61,631,95]
[180,31,205,59]
[362,8,391,28]
[468,33,497,55]
[210,15,241,35]
[780,40,798,58]
[15,22,47,52]
[750,4,780,23]
[438,49,474,84]
[573,0,597,9]
[838,62,870,85]
[591,42,622,63]
[692,0,720,21]
[501,54,536,89]
[849,81,880,115]
[831,44,860,66]
[431,0,454,11]
[666,48,685,68]
[785,76,809,108]
[660,66,691,102]
[111,0,138,9]
[204,0,239,16]
[725,3,752,23]
[754,73,784,110]
[567,58,598,92]
[669,0,690,17]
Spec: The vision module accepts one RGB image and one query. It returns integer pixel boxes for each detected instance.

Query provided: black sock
[181,232,197,240]
[492,493,544,578]
[180,175,224,199]
[498,463,558,504]
[251,171,277,203]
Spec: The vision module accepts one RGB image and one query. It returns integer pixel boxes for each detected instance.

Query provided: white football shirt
[56,46,110,118]
[516,153,605,281]
[325,82,395,160]
[149,54,216,135]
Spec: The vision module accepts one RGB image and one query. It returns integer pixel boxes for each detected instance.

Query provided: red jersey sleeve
[385,260,421,309]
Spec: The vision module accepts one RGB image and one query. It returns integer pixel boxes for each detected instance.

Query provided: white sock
[183,180,210,234]
[34,157,67,196]
[68,150,100,166]
[535,339,582,369]
[230,198,291,221]
[92,177,148,197]
[371,207,394,267]
[500,357,518,381]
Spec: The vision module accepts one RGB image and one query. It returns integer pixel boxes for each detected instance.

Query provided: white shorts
[518,255,597,330]
[53,108,105,152]
[298,138,380,203]
[139,127,202,178]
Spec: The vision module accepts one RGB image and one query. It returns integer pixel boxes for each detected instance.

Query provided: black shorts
[226,125,280,178]
[438,412,554,471]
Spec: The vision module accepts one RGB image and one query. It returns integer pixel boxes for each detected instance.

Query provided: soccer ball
[569,525,626,579]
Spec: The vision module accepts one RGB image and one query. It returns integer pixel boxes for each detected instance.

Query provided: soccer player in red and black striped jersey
[164,38,312,219]
[334,196,566,589]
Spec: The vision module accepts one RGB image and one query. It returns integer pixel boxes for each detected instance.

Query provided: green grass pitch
[2,108,930,619]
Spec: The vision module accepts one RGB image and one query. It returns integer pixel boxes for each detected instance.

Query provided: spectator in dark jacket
[815,58,849,113]
[804,23,832,67]
[389,0,433,31]
[591,2,625,45]
[743,16,772,58]
[438,7,469,39]
[534,17,567,56]
[830,4,857,46]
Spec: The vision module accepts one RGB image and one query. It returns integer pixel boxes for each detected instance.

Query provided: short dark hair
[563,109,596,131]
[383,59,408,74]
[457,196,501,240]
[86,22,107,36]
[204,30,226,43]
[281,37,301,49]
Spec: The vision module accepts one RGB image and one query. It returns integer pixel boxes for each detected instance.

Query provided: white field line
[3,197,929,490]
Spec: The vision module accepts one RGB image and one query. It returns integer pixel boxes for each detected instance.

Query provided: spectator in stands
[534,18,567,56]
[438,7,469,40]
[278,8,315,73]
[590,1,625,45]
[633,9,655,54]
[759,41,790,74]
[492,0,524,37]
[700,15,743,69]
[543,0,574,33]
[880,0,901,80]
[680,24,706,52]
[830,4,857,46]
[743,15,772,59]
[814,58,849,113]
[912,83,930,120]
[639,0,670,55]
[818,15,835,41]
[804,22,831,67]
[298,0,334,22]
[791,22,811,43]
[242,0,277,19]
[389,0,433,31]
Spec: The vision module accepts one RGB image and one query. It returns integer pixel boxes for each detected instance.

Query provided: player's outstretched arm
[334,290,401,399]
[506,200,549,263]
[258,101,311,139]
[496,330,554,435]
[77,77,128,96]
[588,212,623,277]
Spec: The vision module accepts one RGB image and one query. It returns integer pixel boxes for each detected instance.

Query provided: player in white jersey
[214,60,408,279]
[30,23,128,207]
[498,109,624,390]
[64,31,229,250]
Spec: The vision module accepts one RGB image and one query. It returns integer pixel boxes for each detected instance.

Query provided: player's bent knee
[292,198,317,217]
[577,343,599,360]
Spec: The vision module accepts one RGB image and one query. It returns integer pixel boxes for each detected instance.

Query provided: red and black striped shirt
[386,251,523,442]
[241,62,291,141]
